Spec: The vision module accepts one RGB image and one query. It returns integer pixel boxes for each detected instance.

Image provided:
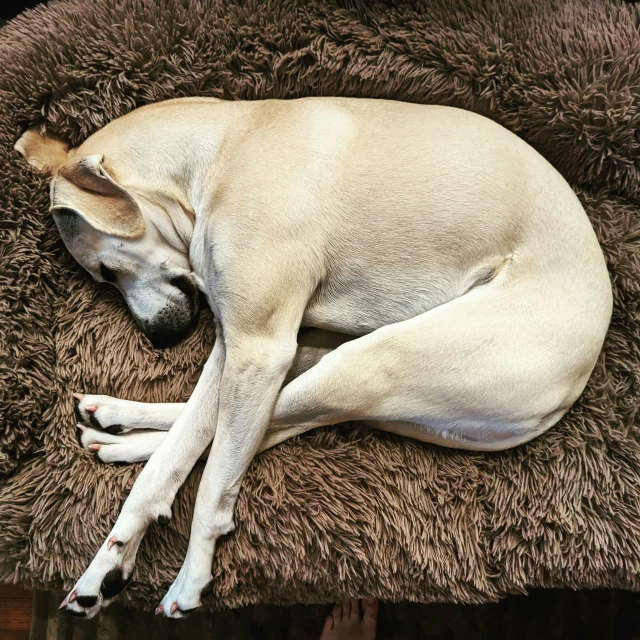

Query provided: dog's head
[15,128,200,348]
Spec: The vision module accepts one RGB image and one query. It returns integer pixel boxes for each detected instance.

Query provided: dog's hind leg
[265,275,607,452]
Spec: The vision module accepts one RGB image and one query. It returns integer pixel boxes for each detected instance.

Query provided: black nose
[143,305,201,349]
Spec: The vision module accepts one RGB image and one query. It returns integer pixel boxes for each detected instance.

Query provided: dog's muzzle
[140,275,201,349]
[145,314,199,349]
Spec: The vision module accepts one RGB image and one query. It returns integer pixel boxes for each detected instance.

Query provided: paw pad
[76,595,98,607]
[73,397,84,423]
[201,581,214,598]
[100,568,131,599]
[104,423,124,435]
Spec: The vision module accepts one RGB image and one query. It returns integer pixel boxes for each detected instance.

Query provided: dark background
[1,0,44,20]
[2,0,639,21]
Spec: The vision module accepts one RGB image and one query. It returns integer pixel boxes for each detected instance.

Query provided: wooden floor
[0,584,32,640]
[3,585,640,639]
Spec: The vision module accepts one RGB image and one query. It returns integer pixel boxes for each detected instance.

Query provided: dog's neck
[102,114,230,255]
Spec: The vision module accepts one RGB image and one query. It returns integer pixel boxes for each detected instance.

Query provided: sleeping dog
[15,97,612,618]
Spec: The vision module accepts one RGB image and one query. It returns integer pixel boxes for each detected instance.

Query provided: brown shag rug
[0,0,639,611]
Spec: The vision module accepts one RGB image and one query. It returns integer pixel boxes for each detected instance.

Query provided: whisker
[161,254,174,268]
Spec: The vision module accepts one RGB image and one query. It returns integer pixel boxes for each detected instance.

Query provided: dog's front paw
[73,393,131,434]
[60,534,136,618]
[61,496,171,619]
[157,555,213,619]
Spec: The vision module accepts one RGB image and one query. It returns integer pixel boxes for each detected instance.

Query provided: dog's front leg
[157,328,298,617]
[61,324,226,619]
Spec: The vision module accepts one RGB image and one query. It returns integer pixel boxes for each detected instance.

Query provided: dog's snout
[129,274,201,349]
[141,293,201,349]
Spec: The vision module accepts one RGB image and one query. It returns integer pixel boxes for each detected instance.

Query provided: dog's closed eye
[100,264,118,283]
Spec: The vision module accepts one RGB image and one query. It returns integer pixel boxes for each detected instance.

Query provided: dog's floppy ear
[51,154,146,239]
[14,127,73,175]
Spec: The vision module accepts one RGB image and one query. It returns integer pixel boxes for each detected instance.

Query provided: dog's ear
[51,154,146,239]
[14,127,73,175]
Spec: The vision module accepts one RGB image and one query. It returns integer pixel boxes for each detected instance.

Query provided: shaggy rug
[0,0,639,611]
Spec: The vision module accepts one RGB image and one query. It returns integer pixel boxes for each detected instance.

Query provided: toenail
[107,536,122,550]
[69,591,77,602]
[86,405,97,413]
[155,605,164,615]
[170,602,179,614]
[89,444,101,451]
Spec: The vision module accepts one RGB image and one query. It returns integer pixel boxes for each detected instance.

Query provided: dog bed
[1,0,639,610]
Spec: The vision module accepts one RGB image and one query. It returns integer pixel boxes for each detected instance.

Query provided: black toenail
[76,595,98,607]
[89,413,102,429]
[157,515,170,526]
[67,609,86,617]
[104,424,124,435]
[201,581,213,599]
[100,568,132,599]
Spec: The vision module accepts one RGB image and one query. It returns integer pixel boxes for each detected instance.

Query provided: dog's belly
[301,261,499,335]
[302,280,443,335]
[303,300,431,336]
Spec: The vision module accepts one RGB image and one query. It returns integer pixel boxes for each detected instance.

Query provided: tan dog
[15,97,612,618]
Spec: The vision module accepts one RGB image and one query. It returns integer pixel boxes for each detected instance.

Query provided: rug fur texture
[0,0,639,610]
